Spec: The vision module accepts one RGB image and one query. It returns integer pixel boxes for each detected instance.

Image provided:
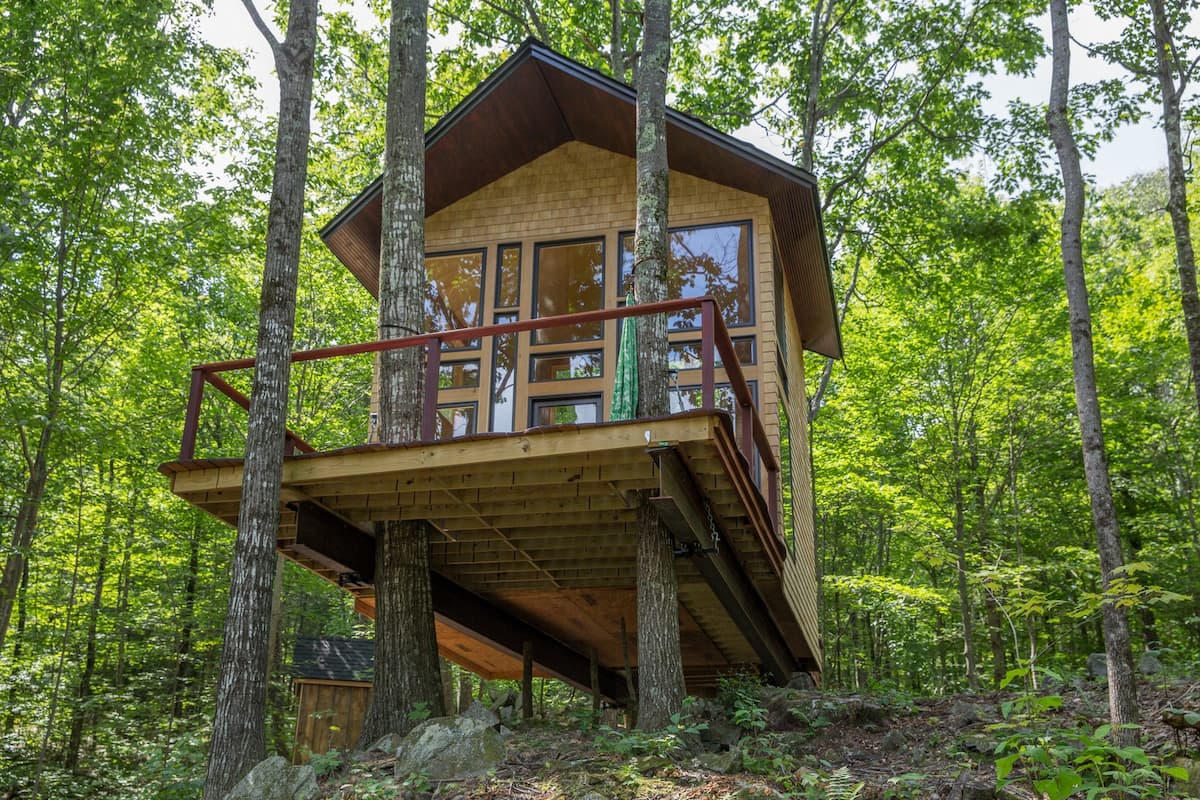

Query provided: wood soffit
[319,39,843,359]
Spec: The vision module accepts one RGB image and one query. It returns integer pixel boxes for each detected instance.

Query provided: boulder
[1086,652,1108,680]
[368,732,405,755]
[222,756,318,800]
[460,699,500,728]
[1137,652,1162,675]
[948,700,984,729]
[786,671,816,690]
[696,748,744,774]
[700,715,742,748]
[394,716,505,781]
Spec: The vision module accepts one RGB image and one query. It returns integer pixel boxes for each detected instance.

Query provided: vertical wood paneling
[292,681,373,763]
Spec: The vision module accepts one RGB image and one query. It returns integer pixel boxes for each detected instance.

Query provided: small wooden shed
[292,636,374,762]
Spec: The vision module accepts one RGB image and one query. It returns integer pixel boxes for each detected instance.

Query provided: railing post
[422,336,441,441]
[180,368,205,460]
[768,466,780,538]
[701,299,715,410]
[740,402,754,464]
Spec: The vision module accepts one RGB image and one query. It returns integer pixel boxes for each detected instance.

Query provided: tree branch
[240,0,282,58]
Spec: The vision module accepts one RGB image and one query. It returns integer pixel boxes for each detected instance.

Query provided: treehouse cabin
[160,41,840,700]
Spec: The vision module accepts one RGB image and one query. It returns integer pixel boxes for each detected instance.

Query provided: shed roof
[320,39,841,359]
[293,636,374,683]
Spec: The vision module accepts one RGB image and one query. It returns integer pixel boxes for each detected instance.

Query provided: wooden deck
[160,410,818,699]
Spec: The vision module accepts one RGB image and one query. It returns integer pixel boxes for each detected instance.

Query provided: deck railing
[178,295,780,533]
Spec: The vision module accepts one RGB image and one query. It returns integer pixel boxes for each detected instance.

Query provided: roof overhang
[320,39,842,359]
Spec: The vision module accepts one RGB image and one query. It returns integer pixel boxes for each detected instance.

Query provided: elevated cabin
[160,41,840,701]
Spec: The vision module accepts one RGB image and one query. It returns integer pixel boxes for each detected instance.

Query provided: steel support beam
[648,446,796,683]
[289,502,630,703]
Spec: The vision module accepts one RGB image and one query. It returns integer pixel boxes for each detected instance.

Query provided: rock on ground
[460,699,501,728]
[394,716,505,781]
[221,756,318,800]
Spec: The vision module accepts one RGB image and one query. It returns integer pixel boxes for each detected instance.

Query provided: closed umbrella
[610,287,638,421]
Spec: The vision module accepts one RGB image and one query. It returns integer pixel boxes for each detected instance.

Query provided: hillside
[310,678,1200,800]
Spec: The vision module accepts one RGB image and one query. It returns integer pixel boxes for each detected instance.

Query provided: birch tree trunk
[357,0,445,744]
[633,0,685,732]
[203,2,318,796]
[1046,0,1139,746]
[1148,0,1200,418]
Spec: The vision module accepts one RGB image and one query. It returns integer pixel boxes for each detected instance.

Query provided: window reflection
[426,250,484,349]
[620,223,752,328]
[436,404,476,439]
[496,245,521,309]
[490,313,517,432]
[668,337,755,371]
[534,240,604,343]
[531,395,600,426]
[531,351,602,381]
[439,360,480,388]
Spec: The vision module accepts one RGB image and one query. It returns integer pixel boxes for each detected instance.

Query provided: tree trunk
[357,0,444,745]
[457,672,473,712]
[522,642,534,721]
[65,462,115,773]
[1149,0,1200,418]
[358,520,443,741]
[952,473,980,691]
[609,0,624,81]
[4,563,28,733]
[172,521,201,719]
[203,2,319,796]
[0,216,68,651]
[440,657,456,715]
[631,0,685,732]
[1046,0,1139,746]
[114,479,137,690]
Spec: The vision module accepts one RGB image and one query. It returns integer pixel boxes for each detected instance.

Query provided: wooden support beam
[293,502,377,582]
[522,641,534,721]
[648,446,796,684]
[286,502,630,703]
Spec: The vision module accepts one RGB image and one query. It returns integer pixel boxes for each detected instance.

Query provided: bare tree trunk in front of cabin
[632,0,685,732]
[357,0,445,745]
[1046,0,1139,746]
[203,2,318,797]
[1149,0,1200,418]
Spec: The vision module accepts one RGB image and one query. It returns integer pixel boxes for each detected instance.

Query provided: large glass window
[496,244,521,309]
[490,312,518,432]
[531,351,602,382]
[436,403,476,440]
[534,239,604,343]
[426,250,484,349]
[620,222,753,328]
[531,394,601,427]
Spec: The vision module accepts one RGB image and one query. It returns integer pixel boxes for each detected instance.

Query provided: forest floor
[318,677,1200,800]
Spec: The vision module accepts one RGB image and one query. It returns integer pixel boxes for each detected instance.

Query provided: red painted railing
[178,295,780,533]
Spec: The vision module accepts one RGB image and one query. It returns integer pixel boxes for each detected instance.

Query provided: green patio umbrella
[610,287,638,421]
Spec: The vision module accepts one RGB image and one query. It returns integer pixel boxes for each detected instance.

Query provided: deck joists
[160,411,817,693]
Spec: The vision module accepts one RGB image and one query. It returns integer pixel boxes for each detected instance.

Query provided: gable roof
[293,636,373,683]
[320,39,842,359]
